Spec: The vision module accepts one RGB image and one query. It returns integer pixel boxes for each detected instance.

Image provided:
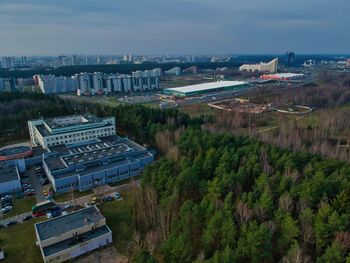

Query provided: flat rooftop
[0,162,19,183]
[0,146,31,157]
[32,114,114,136]
[42,225,111,257]
[164,81,247,94]
[35,206,104,241]
[45,114,99,129]
[263,73,305,78]
[45,136,149,179]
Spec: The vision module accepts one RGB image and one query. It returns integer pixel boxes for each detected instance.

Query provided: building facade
[28,114,116,150]
[42,135,153,193]
[0,78,16,92]
[38,68,161,95]
[239,58,278,73]
[35,206,113,263]
[38,75,79,94]
[0,163,22,194]
[28,114,153,193]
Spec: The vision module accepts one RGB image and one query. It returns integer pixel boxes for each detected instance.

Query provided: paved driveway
[0,211,33,226]
[27,166,46,202]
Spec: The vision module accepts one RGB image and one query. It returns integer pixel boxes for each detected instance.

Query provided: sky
[0,0,349,55]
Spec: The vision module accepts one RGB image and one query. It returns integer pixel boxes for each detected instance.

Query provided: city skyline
[0,0,349,56]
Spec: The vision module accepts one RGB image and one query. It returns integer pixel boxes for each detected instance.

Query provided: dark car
[23,215,33,221]
[103,196,113,202]
[6,220,17,227]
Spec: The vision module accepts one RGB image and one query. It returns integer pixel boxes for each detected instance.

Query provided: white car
[113,192,123,201]
[1,206,12,214]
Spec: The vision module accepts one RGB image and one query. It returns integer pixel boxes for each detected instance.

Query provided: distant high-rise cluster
[1,56,14,69]
[239,58,278,73]
[36,68,162,95]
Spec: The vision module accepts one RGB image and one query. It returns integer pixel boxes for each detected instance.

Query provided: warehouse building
[28,114,116,150]
[260,73,305,81]
[35,206,112,263]
[0,162,22,194]
[163,81,248,97]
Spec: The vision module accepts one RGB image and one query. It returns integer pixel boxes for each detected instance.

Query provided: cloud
[0,0,349,55]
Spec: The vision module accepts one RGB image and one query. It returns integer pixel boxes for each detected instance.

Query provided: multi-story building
[1,56,13,69]
[0,162,22,194]
[132,69,161,91]
[42,135,153,193]
[37,69,161,95]
[92,72,103,93]
[76,73,92,94]
[164,67,182,76]
[28,114,153,193]
[0,78,16,92]
[35,206,113,263]
[239,58,278,73]
[38,75,79,94]
[28,114,116,150]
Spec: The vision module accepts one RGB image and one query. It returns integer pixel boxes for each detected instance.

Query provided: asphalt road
[0,179,140,227]
[0,211,32,226]
[27,166,47,202]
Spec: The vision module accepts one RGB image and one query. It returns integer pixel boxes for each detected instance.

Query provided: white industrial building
[35,206,113,263]
[239,58,278,73]
[28,114,116,150]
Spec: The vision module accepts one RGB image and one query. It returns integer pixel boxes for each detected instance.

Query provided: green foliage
[140,128,350,262]
[132,250,157,263]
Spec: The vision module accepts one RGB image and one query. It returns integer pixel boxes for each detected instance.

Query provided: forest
[0,92,199,146]
[133,128,350,262]
[2,87,350,262]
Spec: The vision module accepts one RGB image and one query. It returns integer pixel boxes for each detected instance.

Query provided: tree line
[132,128,350,262]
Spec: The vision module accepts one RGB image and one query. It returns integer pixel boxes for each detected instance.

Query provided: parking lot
[26,166,49,202]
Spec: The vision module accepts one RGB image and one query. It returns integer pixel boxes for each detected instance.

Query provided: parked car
[113,192,123,201]
[15,193,25,199]
[35,167,42,172]
[103,196,113,202]
[63,204,73,210]
[1,206,12,214]
[6,221,17,227]
[23,215,33,221]
[41,179,49,185]
[1,201,12,208]
[24,189,35,195]
[25,192,35,196]
[1,195,11,201]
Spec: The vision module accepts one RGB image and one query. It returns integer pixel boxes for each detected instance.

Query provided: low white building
[35,206,113,263]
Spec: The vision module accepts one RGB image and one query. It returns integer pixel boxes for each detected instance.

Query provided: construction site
[208,98,275,114]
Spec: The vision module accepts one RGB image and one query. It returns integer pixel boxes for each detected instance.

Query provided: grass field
[0,218,43,263]
[178,103,217,117]
[3,196,36,219]
[99,189,135,254]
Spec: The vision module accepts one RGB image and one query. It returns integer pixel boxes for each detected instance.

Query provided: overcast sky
[0,0,349,55]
